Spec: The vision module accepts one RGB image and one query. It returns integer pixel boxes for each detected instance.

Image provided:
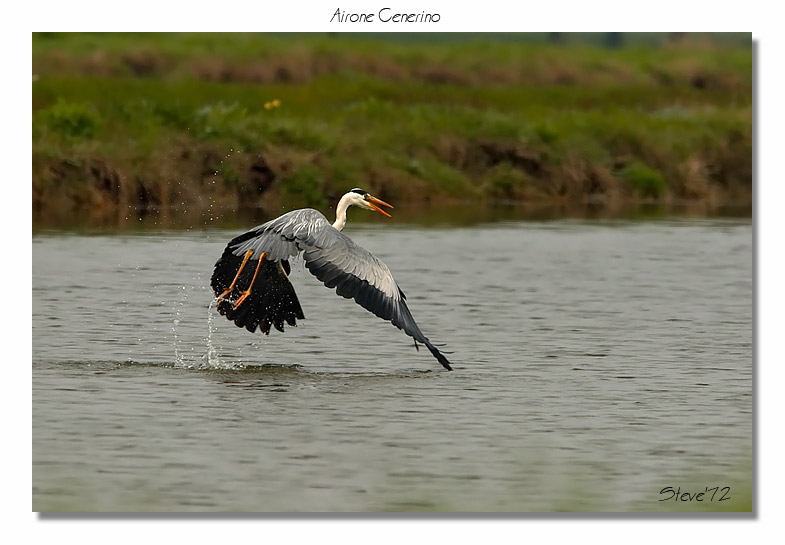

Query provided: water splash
[172,286,185,367]
[199,297,251,370]
[171,278,239,370]
[168,270,255,370]
[203,298,223,368]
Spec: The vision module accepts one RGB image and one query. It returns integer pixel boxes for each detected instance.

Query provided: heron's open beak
[367,195,394,217]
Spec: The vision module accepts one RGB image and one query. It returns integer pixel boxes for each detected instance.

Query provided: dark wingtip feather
[423,340,453,371]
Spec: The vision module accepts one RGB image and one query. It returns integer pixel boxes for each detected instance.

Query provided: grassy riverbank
[32,33,752,218]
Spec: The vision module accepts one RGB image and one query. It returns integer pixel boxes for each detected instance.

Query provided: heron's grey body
[212,199,452,370]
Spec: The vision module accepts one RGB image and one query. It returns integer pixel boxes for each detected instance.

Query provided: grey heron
[210,188,453,370]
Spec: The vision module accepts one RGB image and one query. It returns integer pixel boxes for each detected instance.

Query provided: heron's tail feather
[211,249,304,335]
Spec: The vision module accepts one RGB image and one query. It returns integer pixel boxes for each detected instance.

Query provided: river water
[32,213,752,512]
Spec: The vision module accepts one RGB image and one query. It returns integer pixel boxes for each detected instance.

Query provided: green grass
[32,33,752,215]
[620,161,667,198]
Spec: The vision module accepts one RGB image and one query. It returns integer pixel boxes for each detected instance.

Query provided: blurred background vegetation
[32,32,752,223]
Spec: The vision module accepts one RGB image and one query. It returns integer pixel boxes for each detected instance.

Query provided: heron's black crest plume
[350,188,367,195]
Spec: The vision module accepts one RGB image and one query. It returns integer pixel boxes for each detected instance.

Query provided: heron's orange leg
[233,252,267,310]
[217,249,253,301]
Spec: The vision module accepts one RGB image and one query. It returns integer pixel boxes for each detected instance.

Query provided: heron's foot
[233,290,252,310]
[216,249,254,303]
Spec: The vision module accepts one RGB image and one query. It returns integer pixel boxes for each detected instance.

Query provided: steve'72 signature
[658,486,731,502]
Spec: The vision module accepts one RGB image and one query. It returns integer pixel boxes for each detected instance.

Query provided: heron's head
[346,188,394,217]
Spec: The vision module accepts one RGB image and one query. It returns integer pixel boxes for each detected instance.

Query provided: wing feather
[299,229,452,370]
[229,209,330,261]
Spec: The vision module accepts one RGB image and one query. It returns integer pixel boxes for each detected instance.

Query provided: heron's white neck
[332,194,352,231]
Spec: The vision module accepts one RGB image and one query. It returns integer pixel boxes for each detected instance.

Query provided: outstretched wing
[228,208,332,262]
[211,209,329,334]
[300,229,452,371]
